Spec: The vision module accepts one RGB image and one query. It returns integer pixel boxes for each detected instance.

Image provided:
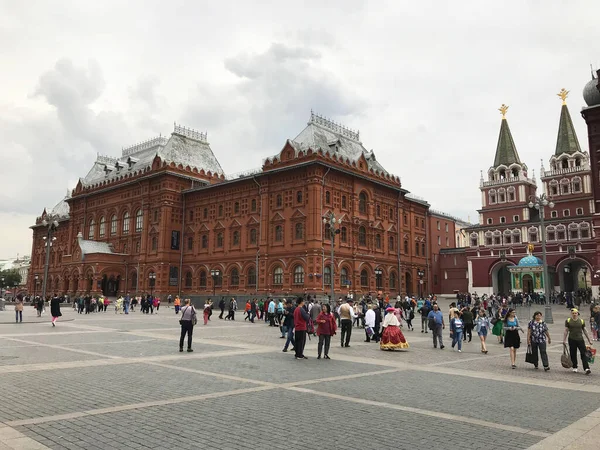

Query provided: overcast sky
[1,0,599,259]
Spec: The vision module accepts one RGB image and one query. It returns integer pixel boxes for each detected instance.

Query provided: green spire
[554,94,581,156]
[493,104,521,167]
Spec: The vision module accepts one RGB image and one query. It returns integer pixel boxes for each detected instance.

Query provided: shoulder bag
[561,343,573,368]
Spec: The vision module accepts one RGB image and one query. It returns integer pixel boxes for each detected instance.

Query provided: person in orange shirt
[244,300,251,321]
[174,296,181,314]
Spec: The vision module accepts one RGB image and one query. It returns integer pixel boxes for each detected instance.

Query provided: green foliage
[0,269,22,288]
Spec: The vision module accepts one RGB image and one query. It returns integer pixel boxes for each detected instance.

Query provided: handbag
[365,326,374,338]
[586,346,596,364]
[561,344,573,368]
[525,345,536,365]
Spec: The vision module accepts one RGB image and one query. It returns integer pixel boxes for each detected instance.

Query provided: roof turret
[493,104,522,167]
[554,89,581,156]
[583,67,600,107]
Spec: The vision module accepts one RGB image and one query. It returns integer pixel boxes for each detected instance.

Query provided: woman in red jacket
[316,304,337,359]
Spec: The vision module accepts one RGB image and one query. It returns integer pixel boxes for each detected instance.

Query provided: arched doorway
[405,272,413,296]
[557,258,591,293]
[491,262,514,296]
[101,274,121,297]
[522,274,533,294]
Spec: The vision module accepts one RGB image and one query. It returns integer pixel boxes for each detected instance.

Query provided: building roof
[583,70,600,107]
[554,103,581,156]
[81,124,223,187]
[277,112,389,175]
[518,255,542,267]
[76,232,118,258]
[493,115,522,168]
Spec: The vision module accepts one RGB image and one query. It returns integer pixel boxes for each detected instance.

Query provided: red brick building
[465,94,597,296]
[29,114,457,301]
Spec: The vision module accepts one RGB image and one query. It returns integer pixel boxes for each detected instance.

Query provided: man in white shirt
[364,303,376,342]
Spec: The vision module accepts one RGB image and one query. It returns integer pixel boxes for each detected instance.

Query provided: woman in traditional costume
[380,307,409,350]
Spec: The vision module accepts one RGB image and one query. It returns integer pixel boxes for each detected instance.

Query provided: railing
[173,123,207,143]
[97,154,118,165]
[224,167,262,180]
[481,175,531,187]
[542,165,587,177]
[122,136,168,157]
[309,111,360,142]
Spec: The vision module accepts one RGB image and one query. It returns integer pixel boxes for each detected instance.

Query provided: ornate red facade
[28,115,455,300]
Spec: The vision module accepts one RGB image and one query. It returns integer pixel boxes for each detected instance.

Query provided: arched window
[99,217,106,238]
[187,236,194,250]
[550,180,559,196]
[185,271,192,288]
[389,208,394,219]
[389,272,397,290]
[572,177,582,193]
[528,227,539,243]
[216,232,224,247]
[560,179,570,194]
[273,266,283,285]
[546,225,556,241]
[376,204,381,217]
[568,223,579,240]
[199,270,207,288]
[230,268,239,287]
[489,189,497,204]
[325,191,331,204]
[213,271,223,287]
[218,205,223,216]
[296,191,303,204]
[575,157,582,167]
[503,229,512,245]
[88,219,95,239]
[341,226,347,243]
[122,211,130,234]
[135,209,143,232]
[293,265,305,284]
[415,241,420,255]
[498,188,506,203]
[375,233,381,249]
[201,234,208,249]
[276,194,282,208]
[130,271,137,290]
[485,231,493,246]
[250,228,257,244]
[360,269,369,287]
[359,192,367,214]
[358,226,366,246]
[421,242,426,255]
[507,186,515,201]
[203,208,208,219]
[295,223,304,239]
[341,195,347,209]
[275,225,283,242]
[251,199,257,212]
[341,267,349,285]
[389,236,395,251]
[324,265,331,286]
[232,230,240,246]
[493,231,501,246]
[247,267,257,287]
[404,239,409,254]
[581,222,590,239]
[513,229,521,243]
[234,202,240,214]
[151,236,158,250]
[470,233,478,247]
[557,225,566,241]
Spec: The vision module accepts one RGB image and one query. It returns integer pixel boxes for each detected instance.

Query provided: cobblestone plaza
[0,302,599,450]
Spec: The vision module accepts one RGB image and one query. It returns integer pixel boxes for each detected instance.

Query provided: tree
[0,269,22,291]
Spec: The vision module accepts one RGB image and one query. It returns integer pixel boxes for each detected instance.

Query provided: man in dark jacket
[282,300,296,352]
[373,303,382,343]
[218,298,225,319]
[418,303,431,333]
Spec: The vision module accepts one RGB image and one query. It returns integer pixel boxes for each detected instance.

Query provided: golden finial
[557,88,569,105]
[498,104,509,119]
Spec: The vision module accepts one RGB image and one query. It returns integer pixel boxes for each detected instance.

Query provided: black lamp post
[323,212,342,302]
[210,269,220,297]
[41,214,60,300]
[417,269,425,299]
[33,274,39,301]
[149,272,156,298]
[374,268,383,290]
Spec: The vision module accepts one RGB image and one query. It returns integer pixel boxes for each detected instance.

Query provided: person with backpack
[418,302,431,333]
[563,308,593,375]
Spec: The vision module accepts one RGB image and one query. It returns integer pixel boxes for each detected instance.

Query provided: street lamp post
[417,269,425,299]
[528,194,555,324]
[149,272,156,299]
[323,213,342,302]
[374,268,383,291]
[210,269,220,297]
[40,215,59,301]
[0,277,4,298]
[33,274,39,302]
[582,266,589,302]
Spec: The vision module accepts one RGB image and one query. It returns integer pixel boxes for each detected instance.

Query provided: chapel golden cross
[557,88,569,105]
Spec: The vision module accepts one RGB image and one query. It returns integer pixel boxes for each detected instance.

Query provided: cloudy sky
[1,0,599,259]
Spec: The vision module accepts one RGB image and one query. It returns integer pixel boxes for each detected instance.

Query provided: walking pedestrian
[282,299,296,353]
[50,294,62,327]
[427,303,445,349]
[174,296,181,314]
[450,310,464,352]
[418,302,431,333]
[339,299,356,348]
[15,294,23,323]
[527,311,551,371]
[563,308,593,375]
[364,303,375,342]
[203,300,211,325]
[476,309,490,354]
[380,307,409,350]
[179,299,196,352]
[461,307,474,342]
[503,308,524,369]
[316,304,336,359]
[293,297,310,360]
